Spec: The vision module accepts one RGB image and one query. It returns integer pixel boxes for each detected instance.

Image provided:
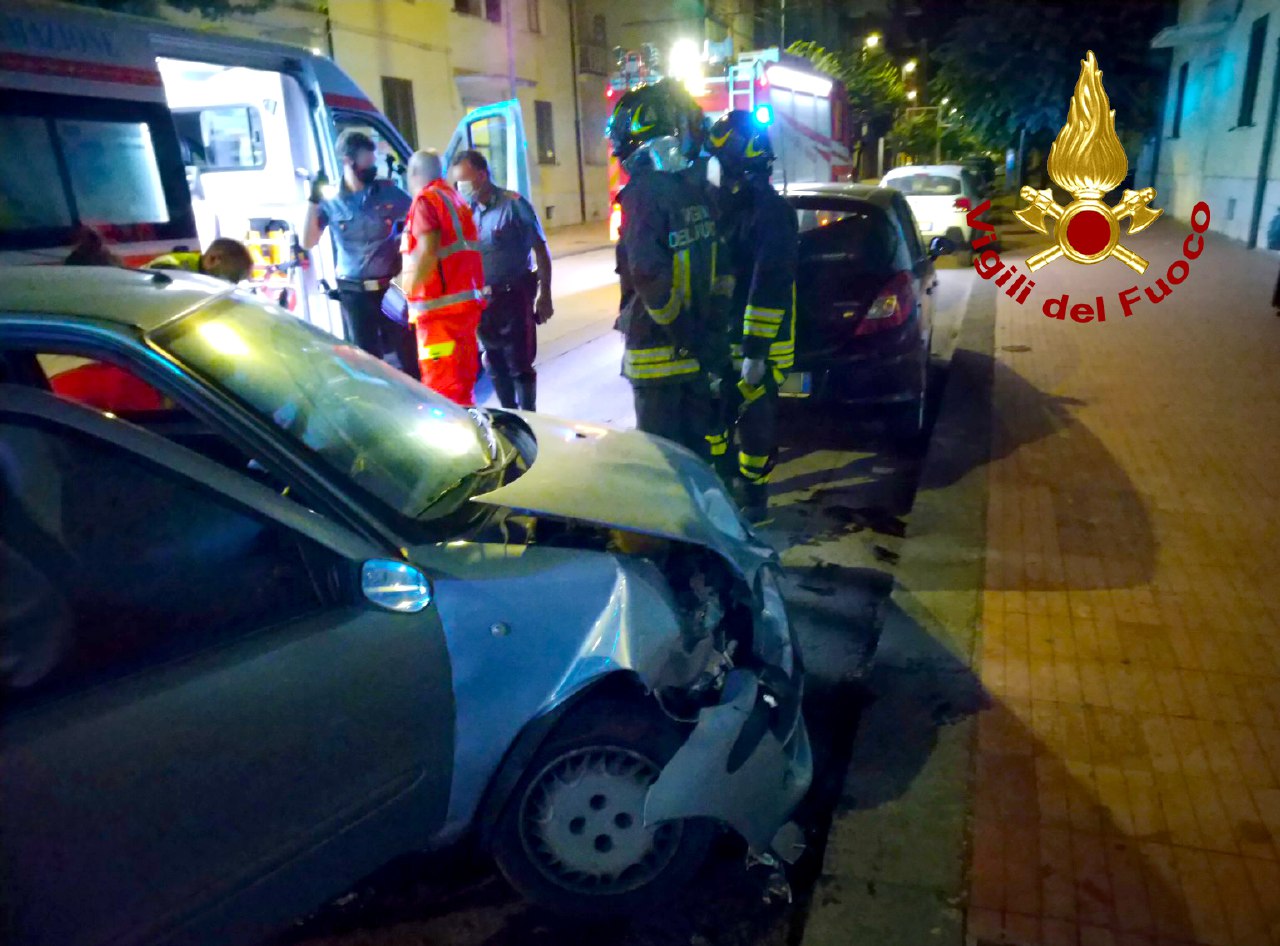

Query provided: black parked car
[782,183,952,439]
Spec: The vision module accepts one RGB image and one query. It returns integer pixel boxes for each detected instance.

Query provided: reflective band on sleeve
[705,430,729,457]
[647,251,687,325]
[744,305,784,322]
[744,320,781,339]
[737,378,767,403]
[409,288,485,313]
[739,451,774,483]
[420,339,457,360]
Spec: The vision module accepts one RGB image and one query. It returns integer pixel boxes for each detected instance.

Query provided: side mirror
[928,236,955,259]
[362,559,432,613]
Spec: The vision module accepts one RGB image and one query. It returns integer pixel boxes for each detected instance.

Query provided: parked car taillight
[855,273,913,336]
[610,203,623,242]
[954,197,972,211]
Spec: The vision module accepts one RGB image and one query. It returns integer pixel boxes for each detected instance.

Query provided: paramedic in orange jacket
[399,150,485,406]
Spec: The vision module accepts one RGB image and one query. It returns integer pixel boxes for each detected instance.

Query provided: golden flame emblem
[1015,51,1163,273]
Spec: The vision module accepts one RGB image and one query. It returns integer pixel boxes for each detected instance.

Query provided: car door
[0,387,454,946]
[443,100,533,200]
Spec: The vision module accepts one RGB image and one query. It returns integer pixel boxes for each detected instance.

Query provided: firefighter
[608,80,719,458]
[399,150,486,406]
[705,110,799,522]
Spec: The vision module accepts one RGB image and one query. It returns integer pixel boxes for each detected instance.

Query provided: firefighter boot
[515,376,537,412]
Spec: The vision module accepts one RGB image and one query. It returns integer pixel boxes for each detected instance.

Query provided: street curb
[799,276,998,946]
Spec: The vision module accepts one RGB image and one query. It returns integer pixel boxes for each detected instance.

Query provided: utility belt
[486,271,537,295]
[337,276,395,292]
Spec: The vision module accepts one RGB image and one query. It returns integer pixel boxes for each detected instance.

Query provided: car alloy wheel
[518,746,683,895]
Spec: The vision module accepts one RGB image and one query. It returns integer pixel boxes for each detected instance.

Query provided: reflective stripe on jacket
[721,179,799,369]
[615,166,717,386]
[405,181,485,319]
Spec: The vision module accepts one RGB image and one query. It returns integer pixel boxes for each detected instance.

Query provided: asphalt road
[283,250,978,946]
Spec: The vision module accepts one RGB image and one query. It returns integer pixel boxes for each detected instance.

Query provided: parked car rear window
[883,173,962,196]
[789,198,897,271]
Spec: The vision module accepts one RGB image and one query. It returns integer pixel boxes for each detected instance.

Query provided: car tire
[490,697,716,918]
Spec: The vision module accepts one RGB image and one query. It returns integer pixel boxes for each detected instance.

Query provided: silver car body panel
[645,669,813,853]
[471,412,773,582]
[417,541,723,839]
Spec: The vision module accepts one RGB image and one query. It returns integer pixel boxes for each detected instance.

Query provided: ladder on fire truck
[727,54,762,113]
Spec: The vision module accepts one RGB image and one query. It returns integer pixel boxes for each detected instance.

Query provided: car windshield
[790,199,896,271]
[884,173,961,196]
[152,296,493,519]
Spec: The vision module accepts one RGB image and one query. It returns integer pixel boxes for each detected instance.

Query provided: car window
[893,196,926,262]
[0,417,334,698]
[40,355,172,414]
[790,199,898,272]
[883,172,962,196]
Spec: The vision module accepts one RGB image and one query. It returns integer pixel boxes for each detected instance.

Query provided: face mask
[456,180,475,199]
[355,165,378,185]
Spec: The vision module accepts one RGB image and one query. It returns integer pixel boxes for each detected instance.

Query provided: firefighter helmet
[706,109,774,180]
[608,79,704,164]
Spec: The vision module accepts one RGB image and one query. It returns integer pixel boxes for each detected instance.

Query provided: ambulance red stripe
[0,51,162,87]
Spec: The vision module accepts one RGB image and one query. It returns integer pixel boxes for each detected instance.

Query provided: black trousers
[633,376,713,460]
[337,284,420,381]
[479,273,538,409]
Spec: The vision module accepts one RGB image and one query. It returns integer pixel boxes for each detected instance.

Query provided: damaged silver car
[0,267,811,945]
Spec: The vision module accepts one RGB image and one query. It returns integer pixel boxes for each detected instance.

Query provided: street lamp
[903,59,917,74]
[865,32,881,49]
[941,96,950,106]
[906,89,918,101]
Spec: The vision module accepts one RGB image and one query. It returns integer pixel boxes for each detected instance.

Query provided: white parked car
[880,165,987,264]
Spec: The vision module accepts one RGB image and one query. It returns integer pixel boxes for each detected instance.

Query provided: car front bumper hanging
[643,668,812,860]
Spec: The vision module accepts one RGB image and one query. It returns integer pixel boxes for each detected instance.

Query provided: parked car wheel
[491,698,715,917]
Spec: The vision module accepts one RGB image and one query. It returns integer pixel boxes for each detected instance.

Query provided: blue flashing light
[754,104,773,126]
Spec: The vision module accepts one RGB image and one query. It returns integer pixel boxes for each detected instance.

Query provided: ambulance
[605,44,852,240]
[0,0,529,337]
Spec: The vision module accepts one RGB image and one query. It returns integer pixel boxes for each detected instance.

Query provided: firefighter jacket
[719,177,798,370]
[615,164,718,386]
[403,180,485,322]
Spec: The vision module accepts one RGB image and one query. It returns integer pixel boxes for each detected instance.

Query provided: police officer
[608,80,719,457]
[450,149,553,411]
[706,110,799,522]
[302,129,418,379]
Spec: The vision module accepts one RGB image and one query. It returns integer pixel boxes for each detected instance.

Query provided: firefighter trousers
[708,366,780,505]
[416,304,482,406]
[632,375,714,460]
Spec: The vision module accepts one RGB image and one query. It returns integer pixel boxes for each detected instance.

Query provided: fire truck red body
[605,47,852,240]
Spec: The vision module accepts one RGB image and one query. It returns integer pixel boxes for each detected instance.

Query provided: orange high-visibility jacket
[403,180,485,320]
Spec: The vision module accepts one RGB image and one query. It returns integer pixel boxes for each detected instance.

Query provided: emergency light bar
[766,65,833,98]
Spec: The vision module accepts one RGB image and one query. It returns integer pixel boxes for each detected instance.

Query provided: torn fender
[644,669,813,853]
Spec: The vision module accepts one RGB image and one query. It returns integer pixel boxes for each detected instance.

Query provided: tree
[931,0,1173,179]
[789,40,908,137]
[890,109,985,164]
[65,0,280,19]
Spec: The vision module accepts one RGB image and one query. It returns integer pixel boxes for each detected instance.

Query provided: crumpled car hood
[471,412,772,579]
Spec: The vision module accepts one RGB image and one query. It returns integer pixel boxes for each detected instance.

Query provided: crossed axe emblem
[1015,186,1163,274]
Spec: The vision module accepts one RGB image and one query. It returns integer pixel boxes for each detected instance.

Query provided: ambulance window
[173,107,266,171]
[57,120,170,225]
[465,114,509,189]
[0,116,74,230]
[333,116,409,191]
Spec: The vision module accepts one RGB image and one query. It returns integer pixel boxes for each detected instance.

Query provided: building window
[380,76,418,149]
[1171,61,1189,138]
[535,99,555,165]
[1239,14,1269,127]
[527,0,540,32]
[454,0,500,21]
[592,13,606,44]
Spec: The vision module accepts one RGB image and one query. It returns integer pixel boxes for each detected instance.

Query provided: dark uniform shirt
[615,164,718,385]
[468,189,546,286]
[319,179,412,281]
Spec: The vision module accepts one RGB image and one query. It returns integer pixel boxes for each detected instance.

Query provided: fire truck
[605,44,852,240]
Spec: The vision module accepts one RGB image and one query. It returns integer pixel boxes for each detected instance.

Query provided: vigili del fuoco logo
[969,51,1211,324]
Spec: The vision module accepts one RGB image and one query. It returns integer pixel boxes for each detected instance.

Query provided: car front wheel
[490,698,715,917]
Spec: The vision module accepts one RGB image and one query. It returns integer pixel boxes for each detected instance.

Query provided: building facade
[1153,0,1280,246]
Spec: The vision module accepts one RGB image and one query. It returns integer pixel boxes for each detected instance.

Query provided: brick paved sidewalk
[969,216,1280,946]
